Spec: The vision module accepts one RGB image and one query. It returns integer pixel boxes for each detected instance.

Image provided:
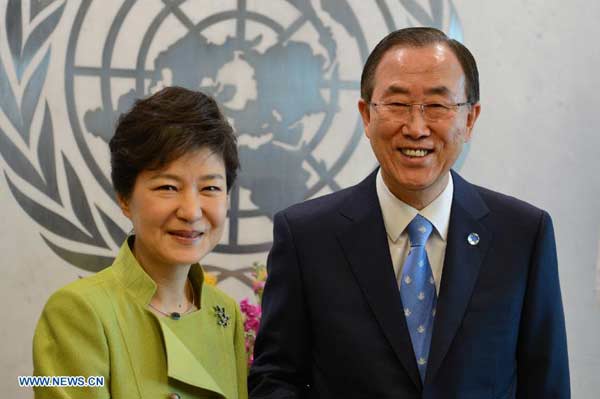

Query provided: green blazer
[33,240,248,399]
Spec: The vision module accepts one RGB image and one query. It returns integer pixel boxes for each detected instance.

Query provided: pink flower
[245,317,261,332]
[240,299,260,316]
[252,280,265,293]
[240,298,262,335]
[240,298,251,311]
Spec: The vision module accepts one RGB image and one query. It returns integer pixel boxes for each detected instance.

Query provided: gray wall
[1,0,598,397]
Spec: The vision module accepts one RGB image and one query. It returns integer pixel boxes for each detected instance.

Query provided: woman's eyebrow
[198,173,225,181]
[148,172,225,181]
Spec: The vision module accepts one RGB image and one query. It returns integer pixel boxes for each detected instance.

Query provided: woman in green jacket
[33,87,248,399]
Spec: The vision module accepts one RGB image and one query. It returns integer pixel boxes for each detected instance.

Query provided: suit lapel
[336,171,422,389]
[425,171,492,385]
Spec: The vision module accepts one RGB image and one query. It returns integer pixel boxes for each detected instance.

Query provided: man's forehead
[379,43,462,73]
[373,43,466,97]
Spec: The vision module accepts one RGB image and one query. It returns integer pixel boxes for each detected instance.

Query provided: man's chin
[389,172,441,192]
[383,169,449,202]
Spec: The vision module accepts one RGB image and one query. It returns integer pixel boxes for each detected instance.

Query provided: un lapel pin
[467,232,480,246]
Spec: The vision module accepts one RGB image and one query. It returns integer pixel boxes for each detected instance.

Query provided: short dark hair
[109,86,239,199]
[360,27,479,104]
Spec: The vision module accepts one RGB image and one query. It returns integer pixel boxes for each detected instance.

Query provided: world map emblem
[1,0,463,290]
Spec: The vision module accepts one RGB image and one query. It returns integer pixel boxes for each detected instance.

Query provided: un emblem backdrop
[0,0,462,294]
[3,1,600,398]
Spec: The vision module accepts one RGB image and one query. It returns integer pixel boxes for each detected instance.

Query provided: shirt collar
[376,169,454,242]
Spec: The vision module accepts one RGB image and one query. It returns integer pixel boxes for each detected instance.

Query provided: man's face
[358,44,480,208]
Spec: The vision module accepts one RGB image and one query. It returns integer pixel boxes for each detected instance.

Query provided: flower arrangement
[240,262,267,366]
[203,263,267,366]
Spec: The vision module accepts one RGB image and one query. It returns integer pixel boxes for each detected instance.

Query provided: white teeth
[401,148,429,157]
[172,231,202,238]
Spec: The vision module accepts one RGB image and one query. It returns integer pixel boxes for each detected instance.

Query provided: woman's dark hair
[109,86,239,199]
[360,27,479,104]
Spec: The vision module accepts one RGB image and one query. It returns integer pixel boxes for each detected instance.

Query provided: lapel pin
[467,232,480,246]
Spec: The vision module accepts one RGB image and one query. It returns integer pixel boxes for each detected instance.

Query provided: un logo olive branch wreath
[0,0,457,286]
[0,0,121,271]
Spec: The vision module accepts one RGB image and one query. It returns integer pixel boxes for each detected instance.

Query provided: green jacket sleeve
[233,304,249,399]
[33,287,111,399]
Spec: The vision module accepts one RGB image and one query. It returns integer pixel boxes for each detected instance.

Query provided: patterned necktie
[400,214,437,383]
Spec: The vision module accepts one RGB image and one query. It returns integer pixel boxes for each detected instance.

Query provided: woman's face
[118,147,228,271]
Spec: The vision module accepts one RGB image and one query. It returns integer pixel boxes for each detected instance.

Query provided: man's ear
[117,194,132,220]
[463,102,481,142]
[358,98,372,138]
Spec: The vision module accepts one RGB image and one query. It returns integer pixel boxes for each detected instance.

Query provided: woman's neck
[131,238,195,313]
[149,267,194,313]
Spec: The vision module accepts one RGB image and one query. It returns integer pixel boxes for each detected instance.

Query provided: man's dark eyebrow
[381,85,452,97]
[382,85,410,96]
[424,86,451,96]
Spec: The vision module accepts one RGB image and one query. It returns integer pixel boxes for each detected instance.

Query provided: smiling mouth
[169,230,203,239]
[399,148,431,157]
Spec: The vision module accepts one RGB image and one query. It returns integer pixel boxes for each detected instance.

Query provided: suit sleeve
[516,210,570,398]
[33,288,110,399]
[248,211,311,398]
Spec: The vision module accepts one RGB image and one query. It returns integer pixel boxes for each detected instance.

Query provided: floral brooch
[212,305,230,327]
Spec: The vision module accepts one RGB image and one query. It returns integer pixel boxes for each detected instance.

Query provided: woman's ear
[117,194,132,220]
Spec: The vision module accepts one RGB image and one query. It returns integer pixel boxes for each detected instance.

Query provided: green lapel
[160,320,226,398]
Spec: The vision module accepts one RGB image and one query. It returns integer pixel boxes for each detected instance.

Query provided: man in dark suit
[249,27,570,398]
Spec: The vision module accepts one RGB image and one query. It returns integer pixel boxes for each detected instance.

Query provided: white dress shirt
[375,170,454,294]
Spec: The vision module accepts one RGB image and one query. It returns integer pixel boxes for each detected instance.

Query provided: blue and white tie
[400,214,437,382]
